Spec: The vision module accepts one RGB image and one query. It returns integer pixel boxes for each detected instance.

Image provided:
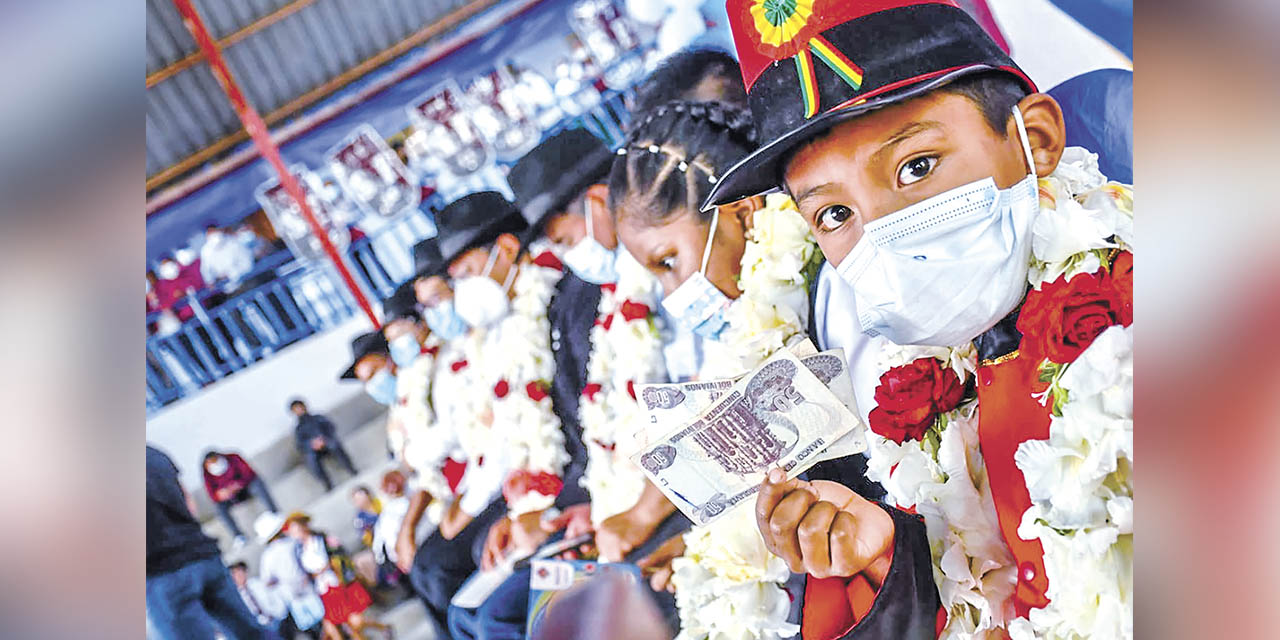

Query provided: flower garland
[481,252,571,515]
[434,327,492,465]
[863,148,1134,639]
[670,194,820,640]
[579,250,667,526]
[390,335,445,496]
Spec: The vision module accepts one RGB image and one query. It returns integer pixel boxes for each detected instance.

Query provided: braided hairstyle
[607,100,758,228]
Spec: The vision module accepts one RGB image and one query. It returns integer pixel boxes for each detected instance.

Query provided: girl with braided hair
[608,100,763,309]
[612,101,900,640]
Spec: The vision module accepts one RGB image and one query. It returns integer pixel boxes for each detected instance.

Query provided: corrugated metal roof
[145,0,468,183]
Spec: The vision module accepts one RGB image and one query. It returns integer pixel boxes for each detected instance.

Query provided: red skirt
[320,582,372,624]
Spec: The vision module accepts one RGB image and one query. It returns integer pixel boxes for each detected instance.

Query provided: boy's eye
[817,204,854,233]
[898,156,938,186]
[657,255,677,271]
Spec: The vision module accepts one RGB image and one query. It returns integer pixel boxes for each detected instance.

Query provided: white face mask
[453,248,515,329]
[423,299,468,341]
[364,367,398,406]
[835,106,1040,347]
[661,208,732,341]
[388,333,422,368]
[157,262,181,280]
[562,198,619,285]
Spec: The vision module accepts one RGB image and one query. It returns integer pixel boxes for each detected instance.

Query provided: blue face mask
[660,208,732,341]
[364,368,398,406]
[423,299,468,341]
[388,334,422,368]
[562,199,619,285]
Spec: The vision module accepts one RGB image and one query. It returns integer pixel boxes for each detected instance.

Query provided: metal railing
[146,88,634,414]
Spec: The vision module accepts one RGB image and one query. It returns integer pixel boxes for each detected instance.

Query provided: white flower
[1052,147,1107,194]
[1031,197,1119,264]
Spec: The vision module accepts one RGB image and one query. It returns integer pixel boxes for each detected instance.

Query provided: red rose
[532,251,564,271]
[600,283,617,293]
[1018,269,1126,364]
[450,359,468,372]
[494,379,510,398]
[526,380,549,402]
[620,300,650,321]
[1107,251,1133,326]
[626,380,637,400]
[424,345,440,357]
[868,359,963,444]
[601,314,615,331]
[502,470,564,505]
[582,383,603,401]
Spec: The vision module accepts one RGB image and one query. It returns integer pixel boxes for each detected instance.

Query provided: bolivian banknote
[632,343,865,462]
[630,349,859,526]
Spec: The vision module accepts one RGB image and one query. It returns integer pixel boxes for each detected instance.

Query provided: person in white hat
[254,512,324,639]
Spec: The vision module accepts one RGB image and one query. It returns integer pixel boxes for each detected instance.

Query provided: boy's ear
[1015,93,1067,177]
[583,183,617,248]
[494,232,522,261]
[718,195,767,231]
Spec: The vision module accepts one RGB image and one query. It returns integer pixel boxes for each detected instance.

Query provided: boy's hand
[542,503,594,539]
[480,516,512,571]
[636,533,685,593]
[595,505,661,563]
[755,468,895,583]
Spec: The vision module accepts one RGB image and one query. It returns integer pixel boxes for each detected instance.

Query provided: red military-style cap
[704,0,1036,208]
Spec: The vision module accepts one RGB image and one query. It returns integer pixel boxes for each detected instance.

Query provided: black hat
[381,281,420,324]
[705,0,1036,207]
[434,191,529,268]
[506,128,613,238]
[339,331,389,380]
[411,237,444,281]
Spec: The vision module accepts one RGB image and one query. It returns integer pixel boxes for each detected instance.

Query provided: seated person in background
[285,512,391,640]
[349,485,380,549]
[199,223,255,289]
[202,450,279,548]
[370,470,414,586]
[229,561,290,636]
[289,398,359,492]
[255,513,324,639]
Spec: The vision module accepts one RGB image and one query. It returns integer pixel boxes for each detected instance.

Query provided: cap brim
[704,65,1006,209]
[339,363,358,380]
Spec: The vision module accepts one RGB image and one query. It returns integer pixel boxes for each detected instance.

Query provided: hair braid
[608,100,759,227]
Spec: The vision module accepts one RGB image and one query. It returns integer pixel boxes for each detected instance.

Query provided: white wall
[145,316,373,487]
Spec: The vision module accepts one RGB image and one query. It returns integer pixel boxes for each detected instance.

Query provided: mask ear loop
[1011,106,1037,176]
[583,196,596,243]
[479,246,500,279]
[698,207,720,276]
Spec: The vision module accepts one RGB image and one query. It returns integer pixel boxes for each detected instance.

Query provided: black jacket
[545,271,601,509]
[294,413,338,451]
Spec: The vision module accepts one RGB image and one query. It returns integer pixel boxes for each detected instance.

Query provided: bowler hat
[507,128,613,240]
[381,281,420,324]
[339,330,389,380]
[705,0,1036,208]
[434,191,528,268]
[412,236,444,281]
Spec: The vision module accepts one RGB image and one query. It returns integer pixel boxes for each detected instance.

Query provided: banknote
[633,344,865,462]
[630,349,859,526]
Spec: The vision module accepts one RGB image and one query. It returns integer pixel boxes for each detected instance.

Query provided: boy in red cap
[707,1,1134,638]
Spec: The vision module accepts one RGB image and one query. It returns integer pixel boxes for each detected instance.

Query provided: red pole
[173,0,381,329]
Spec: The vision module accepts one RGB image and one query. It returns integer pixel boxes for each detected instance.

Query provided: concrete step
[378,598,436,640]
[203,411,393,556]
[189,391,386,522]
